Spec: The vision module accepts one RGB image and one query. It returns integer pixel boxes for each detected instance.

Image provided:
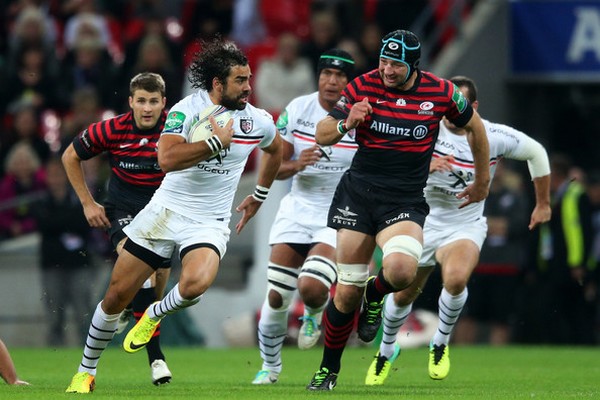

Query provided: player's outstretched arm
[315,116,345,146]
[0,339,29,385]
[529,174,551,230]
[457,110,490,208]
[504,129,551,230]
[316,98,371,146]
[62,144,110,228]
[235,133,283,234]
[519,135,552,230]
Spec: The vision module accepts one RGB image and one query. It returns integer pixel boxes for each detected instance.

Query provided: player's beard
[221,91,250,111]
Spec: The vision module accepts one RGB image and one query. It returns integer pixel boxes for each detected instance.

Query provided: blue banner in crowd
[511,0,600,79]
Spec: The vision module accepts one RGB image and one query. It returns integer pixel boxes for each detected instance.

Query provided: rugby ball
[188,104,233,143]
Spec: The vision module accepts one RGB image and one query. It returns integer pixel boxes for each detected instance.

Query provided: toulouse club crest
[240,117,253,134]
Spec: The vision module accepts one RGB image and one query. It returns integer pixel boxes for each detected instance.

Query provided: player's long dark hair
[188,37,248,91]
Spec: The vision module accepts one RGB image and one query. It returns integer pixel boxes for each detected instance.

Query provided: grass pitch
[1,345,598,399]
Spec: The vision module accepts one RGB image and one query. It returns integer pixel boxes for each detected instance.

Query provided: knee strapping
[298,255,337,289]
[337,263,369,287]
[382,235,423,261]
[267,263,298,310]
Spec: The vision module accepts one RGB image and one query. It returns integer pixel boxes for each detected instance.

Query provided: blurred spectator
[586,170,600,334]
[59,87,107,152]
[336,38,366,77]
[0,142,46,239]
[230,0,267,48]
[301,10,340,72]
[57,36,119,112]
[0,103,51,176]
[121,34,182,109]
[33,157,94,346]
[589,171,600,270]
[1,44,59,114]
[184,0,234,44]
[520,154,595,344]
[359,22,383,71]
[120,10,183,80]
[453,163,530,345]
[6,5,59,72]
[254,32,315,113]
[63,11,112,53]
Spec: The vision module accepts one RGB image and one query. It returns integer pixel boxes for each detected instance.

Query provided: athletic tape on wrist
[205,135,223,153]
[337,119,349,135]
[252,185,269,202]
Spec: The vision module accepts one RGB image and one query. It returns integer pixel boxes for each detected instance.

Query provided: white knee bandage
[382,235,423,261]
[337,263,369,287]
[267,263,298,310]
[299,255,337,289]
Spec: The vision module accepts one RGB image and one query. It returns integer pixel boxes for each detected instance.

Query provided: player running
[365,75,551,385]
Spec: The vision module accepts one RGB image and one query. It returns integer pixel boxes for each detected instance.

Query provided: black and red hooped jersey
[330,69,473,195]
[72,111,167,210]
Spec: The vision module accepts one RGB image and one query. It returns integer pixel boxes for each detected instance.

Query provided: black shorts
[105,204,170,269]
[327,172,429,235]
[105,205,137,249]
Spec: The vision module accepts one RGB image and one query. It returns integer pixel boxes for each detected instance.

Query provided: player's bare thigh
[178,247,221,299]
[435,239,480,294]
[103,250,156,314]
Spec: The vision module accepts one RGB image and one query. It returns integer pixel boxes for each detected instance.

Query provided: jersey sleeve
[257,109,277,148]
[444,81,474,128]
[162,101,194,140]
[487,120,550,178]
[276,105,294,145]
[329,78,359,120]
[71,121,107,160]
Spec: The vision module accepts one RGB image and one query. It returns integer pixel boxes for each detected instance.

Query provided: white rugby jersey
[153,90,277,222]
[277,91,358,209]
[426,118,538,227]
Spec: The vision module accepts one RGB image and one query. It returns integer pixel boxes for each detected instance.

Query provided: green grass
[1,346,599,399]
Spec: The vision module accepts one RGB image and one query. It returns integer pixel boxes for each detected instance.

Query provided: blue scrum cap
[380,29,421,83]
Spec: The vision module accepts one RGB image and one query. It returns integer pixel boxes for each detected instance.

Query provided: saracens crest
[240,117,253,134]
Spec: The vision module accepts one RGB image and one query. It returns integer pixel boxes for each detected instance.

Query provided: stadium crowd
[0,0,599,351]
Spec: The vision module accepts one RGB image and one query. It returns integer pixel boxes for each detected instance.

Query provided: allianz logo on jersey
[370,120,429,140]
[118,161,161,171]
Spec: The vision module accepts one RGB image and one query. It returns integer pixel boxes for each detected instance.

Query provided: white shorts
[123,202,230,260]
[268,193,336,247]
[418,217,487,267]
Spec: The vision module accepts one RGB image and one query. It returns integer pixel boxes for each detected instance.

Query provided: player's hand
[430,155,455,173]
[211,116,234,148]
[456,181,489,209]
[346,97,372,129]
[528,204,551,230]
[83,201,111,229]
[295,145,321,171]
[234,195,262,234]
